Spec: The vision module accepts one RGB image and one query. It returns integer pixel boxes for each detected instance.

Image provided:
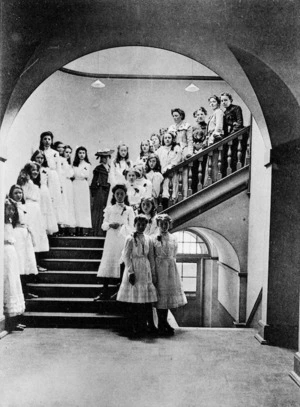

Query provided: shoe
[146,323,159,335]
[14,325,25,331]
[37,265,47,272]
[94,292,111,301]
[17,324,26,329]
[26,293,38,299]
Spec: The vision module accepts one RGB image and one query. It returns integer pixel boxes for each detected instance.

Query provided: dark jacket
[223,104,244,136]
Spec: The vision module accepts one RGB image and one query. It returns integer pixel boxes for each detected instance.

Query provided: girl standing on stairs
[117,214,157,336]
[152,214,187,335]
[72,146,92,236]
[94,184,134,301]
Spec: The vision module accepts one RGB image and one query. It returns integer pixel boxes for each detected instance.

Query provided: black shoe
[26,293,38,299]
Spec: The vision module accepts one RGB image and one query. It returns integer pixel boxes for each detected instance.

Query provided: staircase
[22,236,127,328]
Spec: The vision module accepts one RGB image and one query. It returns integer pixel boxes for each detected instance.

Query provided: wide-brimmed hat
[95,148,114,157]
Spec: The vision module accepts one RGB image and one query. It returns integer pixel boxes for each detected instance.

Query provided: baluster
[226,141,233,175]
[197,156,203,191]
[168,172,174,207]
[187,162,193,197]
[246,134,251,165]
[178,167,183,202]
[217,146,223,180]
[237,136,243,170]
[206,152,213,186]
[157,192,163,213]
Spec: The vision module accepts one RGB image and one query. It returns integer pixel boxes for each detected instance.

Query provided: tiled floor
[0,328,299,407]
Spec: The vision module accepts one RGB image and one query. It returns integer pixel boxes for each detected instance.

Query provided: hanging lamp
[185,83,200,92]
[91,79,105,88]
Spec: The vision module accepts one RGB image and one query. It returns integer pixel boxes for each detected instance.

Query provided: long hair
[31,150,48,168]
[110,184,130,206]
[114,143,130,166]
[53,141,64,156]
[8,184,25,204]
[64,145,73,165]
[145,153,162,173]
[162,132,178,151]
[39,131,54,150]
[73,146,91,167]
[138,197,157,220]
[17,162,41,187]
[4,198,19,227]
[139,140,150,158]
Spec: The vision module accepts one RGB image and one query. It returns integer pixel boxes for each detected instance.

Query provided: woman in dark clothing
[193,107,208,134]
[91,148,114,236]
[221,93,244,137]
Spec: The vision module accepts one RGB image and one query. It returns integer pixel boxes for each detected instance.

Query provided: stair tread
[23,312,124,318]
[40,271,98,274]
[42,259,100,262]
[50,247,103,251]
[49,237,105,240]
[26,297,115,302]
[27,283,105,288]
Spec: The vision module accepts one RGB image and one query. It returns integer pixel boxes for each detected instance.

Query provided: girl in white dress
[31,150,58,235]
[53,141,69,232]
[145,153,164,206]
[117,214,157,335]
[135,140,151,168]
[156,132,182,209]
[124,168,146,213]
[72,146,92,235]
[39,132,64,226]
[9,185,38,299]
[152,214,187,335]
[4,199,26,330]
[62,145,76,234]
[94,184,134,301]
[17,162,49,270]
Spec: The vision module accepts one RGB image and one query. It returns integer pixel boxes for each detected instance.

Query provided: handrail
[164,125,250,176]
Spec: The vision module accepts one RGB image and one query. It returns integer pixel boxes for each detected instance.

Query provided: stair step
[27,283,114,297]
[21,312,126,328]
[40,259,100,271]
[37,271,98,284]
[47,247,103,259]
[25,297,125,313]
[48,236,105,248]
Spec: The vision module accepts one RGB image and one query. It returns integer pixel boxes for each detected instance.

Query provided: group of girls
[94,183,187,337]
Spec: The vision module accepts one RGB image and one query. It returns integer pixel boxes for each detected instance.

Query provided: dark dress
[91,164,110,236]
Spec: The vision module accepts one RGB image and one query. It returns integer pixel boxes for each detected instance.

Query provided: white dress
[43,147,64,224]
[56,155,69,226]
[146,171,164,199]
[97,203,134,278]
[107,159,132,205]
[126,181,146,211]
[40,167,59,234]
[62,161,76,227]
[152,233,187,309]
[22,180,49,253]
[117,233,157,303]
[156,145,182,199]
[73,161,92,228]
[144,214,159,237]
[13,202,38,275]
[4,223,25,317]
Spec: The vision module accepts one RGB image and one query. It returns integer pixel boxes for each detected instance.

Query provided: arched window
[173,230,209,293]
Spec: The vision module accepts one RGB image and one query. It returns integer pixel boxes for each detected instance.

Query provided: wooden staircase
[22,236,127,328]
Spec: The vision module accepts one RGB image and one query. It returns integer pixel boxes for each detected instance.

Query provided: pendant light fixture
[185,59,199,92]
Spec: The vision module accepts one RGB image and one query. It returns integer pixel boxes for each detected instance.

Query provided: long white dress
[107,159,132,205]
[146,170,164,199]
[57,155,70,226]
[152,232,187,309]
[4,223,26,317]
[144,214,159,237]
[117,233,157,303]
[73,161,92,228]
[62,161,76,228]
[40,167,59,234]
[13,202,38,275]
[43,147,64,224]
[22,180,49,253]
[126,181,146,211]
[97,203,134,278]
[156,145,182,199]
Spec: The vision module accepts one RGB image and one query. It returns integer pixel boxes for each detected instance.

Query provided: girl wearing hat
[91,148,114,236]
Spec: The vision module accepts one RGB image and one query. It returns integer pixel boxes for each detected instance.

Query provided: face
[114,188,126,203]
[151,135,160,147]
[12,188,23,202]
[5,205,15,221]
[163,134,173,146]
[172,111,182,124]
[31,165,39,179]
[148,157,157,169]
[194,141,202,151]
[78,149,86,160]
[119,146,128,158]
[64,148,72,160]
[127,171,136,184]
[141,200,153,215]
[35,153,44,166]
[209,98,219,110]
[158,219,170,233]
[57,143,65,156]
[141,142,150,153]
[195,110,206,123]
[101,156,108,164]
[135,219,147,233]
[42,135,52,147]
[221,95,231,108]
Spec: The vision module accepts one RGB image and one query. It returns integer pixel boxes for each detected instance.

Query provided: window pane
[182,263,197,277]
[182,278,197,292]
[173,231,208,255]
